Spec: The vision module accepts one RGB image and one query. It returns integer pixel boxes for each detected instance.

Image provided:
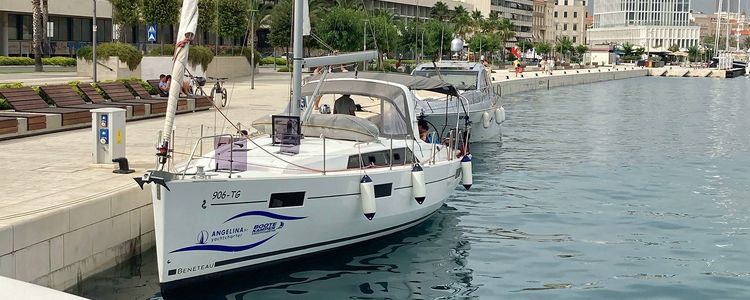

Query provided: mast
[291,0,304,116]
[160,0,198,159]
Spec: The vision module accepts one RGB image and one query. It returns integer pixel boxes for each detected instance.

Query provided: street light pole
[250,9,256,89]
[92,0,97,82]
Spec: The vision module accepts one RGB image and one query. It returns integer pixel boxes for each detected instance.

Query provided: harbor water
[70,76,750,299]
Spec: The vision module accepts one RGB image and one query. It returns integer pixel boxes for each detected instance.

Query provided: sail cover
[162,0,198,144]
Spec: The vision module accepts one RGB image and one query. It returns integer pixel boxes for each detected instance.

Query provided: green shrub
[77,43,142,71]
[0,56,34,65]
[219,47,260,67]
[189,45,214,70]
[259,56,276,65]
[0,83,23,89]
[145,44,214,71]
[277,66,291,72]
[42,57,76,66]
[147,45,175,56]
[0,98,9,109]
[68,80,87,99]
[276,58,287,65]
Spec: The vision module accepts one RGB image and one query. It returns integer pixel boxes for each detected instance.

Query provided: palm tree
[471,10,482,21]
[42,0,48,56]
[430,1,450,21]
[496,18,515,61]
[32,0,43,71]
[451,5,472,38]
[687,45,700,62]
[621,42,634,57]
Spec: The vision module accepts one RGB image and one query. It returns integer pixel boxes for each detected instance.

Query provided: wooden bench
[126,81,198,111]
[96,83,169,114]
[0,112,47,131]
[0,88,90,126]
[0,116,18,135]
[39,85,145,117]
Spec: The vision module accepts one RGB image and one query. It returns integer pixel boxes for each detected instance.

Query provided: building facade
[552,0,588,44]
[533,0,555,42]
[0,0,113,56]
[491,0,534,41]
[363,0,481,19]
[587,0,700,49]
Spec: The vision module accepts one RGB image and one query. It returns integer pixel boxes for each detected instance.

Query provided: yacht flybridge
[413,61,506,142]
[134,0,473,290]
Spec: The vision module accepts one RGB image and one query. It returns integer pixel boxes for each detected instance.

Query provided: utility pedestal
[91,108,126,164]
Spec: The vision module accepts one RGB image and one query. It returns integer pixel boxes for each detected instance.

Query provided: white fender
[495,107,506,124]
[360,175,376,220]
[461,155,473,190]
[482,111,491,128]
[412,164,426,204]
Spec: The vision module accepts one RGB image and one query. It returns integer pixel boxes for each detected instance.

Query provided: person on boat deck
[333,94,356,115]
[418,119,435,143]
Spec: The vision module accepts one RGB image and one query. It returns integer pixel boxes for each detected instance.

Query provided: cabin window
[374,183,393,198]
[269,191,305,208]
[347,148,415,169]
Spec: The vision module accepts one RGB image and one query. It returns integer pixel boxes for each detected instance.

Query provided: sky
[587,0,750,14]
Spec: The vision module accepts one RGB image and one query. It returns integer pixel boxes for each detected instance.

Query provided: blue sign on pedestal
[99,128,109,144]
[147,25,157,42]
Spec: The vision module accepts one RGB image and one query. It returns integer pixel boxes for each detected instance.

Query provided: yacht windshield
[413,70,478,90]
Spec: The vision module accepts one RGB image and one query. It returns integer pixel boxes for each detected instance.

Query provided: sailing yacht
[412,61,505,142]
[134,0,472,290]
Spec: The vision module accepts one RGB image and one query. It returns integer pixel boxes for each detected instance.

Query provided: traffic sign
[147,25,157,42]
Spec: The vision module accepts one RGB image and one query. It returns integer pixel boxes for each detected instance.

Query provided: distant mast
[290,0,305,117]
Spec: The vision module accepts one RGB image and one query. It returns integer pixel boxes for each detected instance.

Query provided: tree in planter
[575,44,588,65]
[110,0,141,43]
[141,0,180,45]
[268,0,292,58]
[196,0,217,45]
[217,0,250,48]
[32,0,43,71]
[367,10,400,69]
[315,6,365,53]
[554,36,574,62]
[534,41,552,58]
[668,44,680,53]
[496,18,515,62]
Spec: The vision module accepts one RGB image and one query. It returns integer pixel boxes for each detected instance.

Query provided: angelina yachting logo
[197,230,210,244]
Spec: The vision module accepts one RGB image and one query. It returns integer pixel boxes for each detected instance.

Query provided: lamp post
[250,8,257,89]
[92,0,97,82]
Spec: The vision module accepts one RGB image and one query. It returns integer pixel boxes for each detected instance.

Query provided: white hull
[151,161,461,285]
[423,107,503,143]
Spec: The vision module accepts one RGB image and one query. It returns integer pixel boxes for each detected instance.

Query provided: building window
[574,12,577,18]
[555,11,558,18]
[573,37,577,43]
[564,0,568,4]
[564,12,567,18]
[573,24,577,31]
[563,24,567,30]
